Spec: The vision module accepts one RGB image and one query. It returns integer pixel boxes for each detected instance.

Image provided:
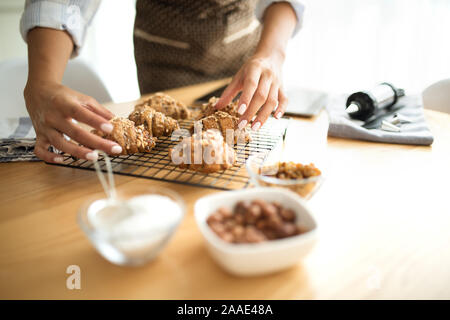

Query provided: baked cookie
[193,110,251,145]
[129,106,179,137]
[169,129,236,173]
[134,92,190,120]
[92,117,156,155]
[195,97,251,144]
[198,97,240,119]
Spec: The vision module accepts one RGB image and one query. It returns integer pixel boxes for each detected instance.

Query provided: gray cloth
[326,95,434,146]
[0,117,39,162]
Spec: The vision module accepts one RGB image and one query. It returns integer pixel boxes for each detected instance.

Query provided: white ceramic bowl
[194,187,318,276]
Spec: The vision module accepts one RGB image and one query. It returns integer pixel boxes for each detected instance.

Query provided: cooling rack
[49,117,289,190]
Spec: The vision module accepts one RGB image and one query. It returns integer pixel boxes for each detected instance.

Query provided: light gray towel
[0,117,38,162]
[326,95,434,146]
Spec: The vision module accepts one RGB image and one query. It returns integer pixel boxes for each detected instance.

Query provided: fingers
[273,88,288,119]
[82,97,114,120]
[34,138,63,163]
[46,129,99,161]
[52,119,122,155]
[252,84,279,129]
[238,73,271,130]
[216,74,243,110]
[236,67,261,116]
[58,97,114,134]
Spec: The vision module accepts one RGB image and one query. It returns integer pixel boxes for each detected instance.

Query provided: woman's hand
[215,2,297,130]
[215,52,288,131]
[24,81,122,163]
[24,28,122,163]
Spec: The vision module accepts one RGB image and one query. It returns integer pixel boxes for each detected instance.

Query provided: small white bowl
[194,187,317,276]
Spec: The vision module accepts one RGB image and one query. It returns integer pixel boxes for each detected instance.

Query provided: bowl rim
[78,186,186,241]
[194,187,318,254]
[245,154,324,186]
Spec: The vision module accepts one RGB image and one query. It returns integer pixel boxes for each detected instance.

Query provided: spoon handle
[92,150,116,200]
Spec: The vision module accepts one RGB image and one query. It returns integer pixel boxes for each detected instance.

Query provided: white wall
[0,1,27,61]
[79,0,139,103]
[0,0,139,103]
[284,0,450,95]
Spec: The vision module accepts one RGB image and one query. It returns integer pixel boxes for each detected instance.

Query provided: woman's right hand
[24,81,123,163]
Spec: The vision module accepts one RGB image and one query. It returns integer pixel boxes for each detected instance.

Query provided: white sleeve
[20,0,101,57]
[254,0,305,36]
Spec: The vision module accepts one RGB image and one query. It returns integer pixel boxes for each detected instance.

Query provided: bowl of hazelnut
[246,154,324,199]
[194,188,317,276]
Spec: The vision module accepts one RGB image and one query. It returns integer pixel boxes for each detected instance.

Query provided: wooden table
[1,79,450,299]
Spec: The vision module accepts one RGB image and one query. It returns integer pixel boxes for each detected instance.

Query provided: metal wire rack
[50,117,289,190]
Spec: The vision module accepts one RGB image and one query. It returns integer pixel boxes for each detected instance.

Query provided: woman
[20,0,303,163]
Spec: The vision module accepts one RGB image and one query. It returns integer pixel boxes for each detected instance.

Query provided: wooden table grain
[1,79,450,299]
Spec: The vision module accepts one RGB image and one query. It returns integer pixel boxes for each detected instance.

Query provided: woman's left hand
[215,53,288,131]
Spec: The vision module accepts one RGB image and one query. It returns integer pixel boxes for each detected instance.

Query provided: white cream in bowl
[81,193,184,266]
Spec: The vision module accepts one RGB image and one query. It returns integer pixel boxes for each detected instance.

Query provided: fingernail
[86,151,98,161]
[237,104,247,115]
[100,123,113,133]
[53,157,64,163]
[252,121,261,131]
[238,120,248,130]
[275,112,282,119]
[111,145,122,154]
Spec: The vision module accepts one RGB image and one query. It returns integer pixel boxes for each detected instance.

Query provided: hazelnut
[279,208,296,222]
[244,226,266,243]
[277,223,298,238]
[207,211,224,224]
[217,207,233,219]
[266,214,283,229]
[272,201,283,213]
[245,204,262,224]
[224,219,236,230]
[220,232,234,243]
[262,229,277,240]
[255,220,267,230]
[260,203,278,218]
[234,212,245,225]
[235,201,251,215]
[209,222,226,235]
[232,225,245,236]
[251,199,267,208]
[297,224,309,235]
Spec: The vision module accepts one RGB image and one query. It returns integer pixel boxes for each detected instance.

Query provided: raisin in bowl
[194,188,318,276]
[246,155,324,200]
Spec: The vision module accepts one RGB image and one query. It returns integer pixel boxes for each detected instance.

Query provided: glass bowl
[245,154,324,200]
[78,186,185,266]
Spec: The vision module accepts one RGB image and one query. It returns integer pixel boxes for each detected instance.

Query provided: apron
[134,0,261,94]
